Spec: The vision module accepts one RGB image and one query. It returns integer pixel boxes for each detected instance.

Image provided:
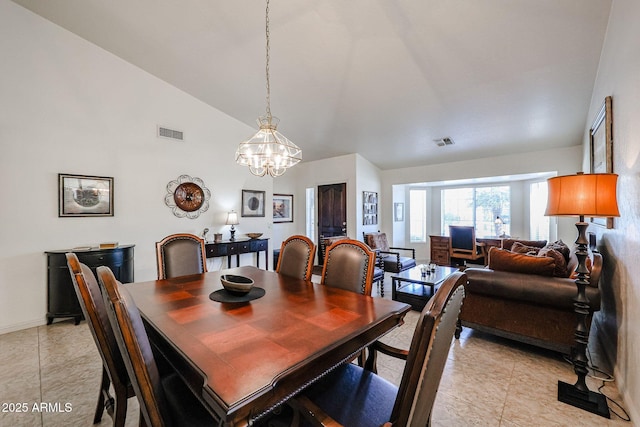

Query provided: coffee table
[391,265,458,310]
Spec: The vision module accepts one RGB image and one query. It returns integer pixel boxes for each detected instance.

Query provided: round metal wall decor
[165,175,211,219]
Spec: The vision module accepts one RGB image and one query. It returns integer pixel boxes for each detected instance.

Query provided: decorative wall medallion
[165,175,211,218]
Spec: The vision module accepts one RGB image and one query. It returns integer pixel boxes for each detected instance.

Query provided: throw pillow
[538,247,569,277]
[488,247,555,276]
[511,241,543,255]
[546,240,571,263]
[501,239,547,251]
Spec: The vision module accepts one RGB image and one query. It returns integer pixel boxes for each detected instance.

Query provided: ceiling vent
[433,137,454,147]
[158,126,184,141]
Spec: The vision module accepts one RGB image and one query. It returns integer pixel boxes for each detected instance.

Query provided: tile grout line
[37,325,44,427]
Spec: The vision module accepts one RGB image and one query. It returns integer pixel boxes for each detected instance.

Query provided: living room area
[2,0,640,425]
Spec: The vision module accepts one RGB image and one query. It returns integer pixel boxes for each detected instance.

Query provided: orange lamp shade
[545,173,620,217]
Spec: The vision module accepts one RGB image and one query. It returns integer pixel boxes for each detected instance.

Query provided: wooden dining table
[124,266,411,426]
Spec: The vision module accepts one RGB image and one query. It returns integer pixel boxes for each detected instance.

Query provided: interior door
[318,183,347,238]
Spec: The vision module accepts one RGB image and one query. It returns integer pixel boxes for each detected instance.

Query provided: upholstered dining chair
[449,225,486,266]
[321,239,375,297]
[97,266,216,427]
[291,271,467,427]
[156,233,207,280]
[66,253,135,427]
[276,235,316,281]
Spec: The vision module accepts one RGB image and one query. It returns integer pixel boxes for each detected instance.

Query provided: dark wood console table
[205,238,269,269]
[45,245,135,325]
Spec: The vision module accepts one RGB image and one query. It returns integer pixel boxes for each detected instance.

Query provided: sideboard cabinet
[45,245,135,325]
[205,238,269,269]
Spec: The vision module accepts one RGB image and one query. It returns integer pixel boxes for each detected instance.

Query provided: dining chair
[65,253,135,427]
[321,239,375,296]
[291,271,467,427]
[449,225,486,266]
[276,235,316,281]
[97,266,217,427]
[156,233,207,280]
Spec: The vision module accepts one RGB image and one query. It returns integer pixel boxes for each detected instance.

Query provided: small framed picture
[242,189,266,217]
[394,202,404,222]
[273,194,293,223]
[59,173,114,217]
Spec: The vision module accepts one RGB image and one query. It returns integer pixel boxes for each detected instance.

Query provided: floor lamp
[545,172,619,418]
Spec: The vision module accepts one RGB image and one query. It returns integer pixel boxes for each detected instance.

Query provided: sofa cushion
[488,248,555,277]
[511,241,543,255]
[501,239,547,251]
[538,247,569,277]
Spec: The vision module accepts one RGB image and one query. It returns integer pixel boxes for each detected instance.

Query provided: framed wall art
[394,202,404,222]
[363,191,378,225]
[242,189,265,217]
[273,194,293,223]
[59,173,114,217]
[589,96,614,228]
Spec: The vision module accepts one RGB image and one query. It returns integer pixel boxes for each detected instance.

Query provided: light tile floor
[0,277,633,427]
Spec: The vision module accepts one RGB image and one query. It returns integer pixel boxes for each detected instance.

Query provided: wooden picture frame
[241,189,265,217]
[363,191,378,225]
[273,194,293,223]
[589,96,614,228]
[58,173,114,217]
[394,202,404,222]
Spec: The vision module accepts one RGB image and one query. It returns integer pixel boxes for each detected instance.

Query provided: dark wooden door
[318,183,347,238]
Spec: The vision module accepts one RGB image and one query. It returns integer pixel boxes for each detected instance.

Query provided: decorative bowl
[246,233,263,239]
[220,275,254,295]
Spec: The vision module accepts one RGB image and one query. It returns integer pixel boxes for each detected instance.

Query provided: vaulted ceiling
[12,0,612,170]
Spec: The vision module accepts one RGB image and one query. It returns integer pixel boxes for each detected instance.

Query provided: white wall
[584,0,640,419]
[0,1,272,333]
[355,154,382,240]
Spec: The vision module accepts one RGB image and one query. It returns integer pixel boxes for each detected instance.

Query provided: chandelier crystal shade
[235,0,301,177]
[236,116,302,177]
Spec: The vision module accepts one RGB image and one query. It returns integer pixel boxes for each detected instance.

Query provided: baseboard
[0,318,46,335]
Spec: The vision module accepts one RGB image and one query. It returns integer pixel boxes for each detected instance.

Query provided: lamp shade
[545,173,620,217]
[225,211,239,225]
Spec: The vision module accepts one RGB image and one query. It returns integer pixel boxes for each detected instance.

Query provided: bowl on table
[220,275,254,296]
[246,233,263,239]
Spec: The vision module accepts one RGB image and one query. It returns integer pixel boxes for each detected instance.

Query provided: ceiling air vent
[433,137,454,147]
[158,126,184,141]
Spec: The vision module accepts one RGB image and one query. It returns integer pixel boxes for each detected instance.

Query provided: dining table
[124,265,411,426]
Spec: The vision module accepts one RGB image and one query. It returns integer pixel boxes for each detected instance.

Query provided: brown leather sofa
[456,239,603,354]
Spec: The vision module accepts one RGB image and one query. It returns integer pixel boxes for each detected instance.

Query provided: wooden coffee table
[391,265,458,310]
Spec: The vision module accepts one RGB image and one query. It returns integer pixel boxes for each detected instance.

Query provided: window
[442,186,510,237]
[530,181,550,241]
[409,189,427,242]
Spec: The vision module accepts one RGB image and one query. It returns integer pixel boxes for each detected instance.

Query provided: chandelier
[235,0,302,177]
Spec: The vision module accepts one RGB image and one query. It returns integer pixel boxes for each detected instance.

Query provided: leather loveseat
[456,239,603,354]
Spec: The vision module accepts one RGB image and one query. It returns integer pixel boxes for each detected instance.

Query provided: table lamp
[545,172,619,418]
[226,211,239,241]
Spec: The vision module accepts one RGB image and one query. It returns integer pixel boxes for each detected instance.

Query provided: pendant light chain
[235,0,302,177]
[265,0,272,122]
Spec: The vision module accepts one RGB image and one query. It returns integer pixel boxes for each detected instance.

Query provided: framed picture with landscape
[273,194,293,223]
[589,96,614,228]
